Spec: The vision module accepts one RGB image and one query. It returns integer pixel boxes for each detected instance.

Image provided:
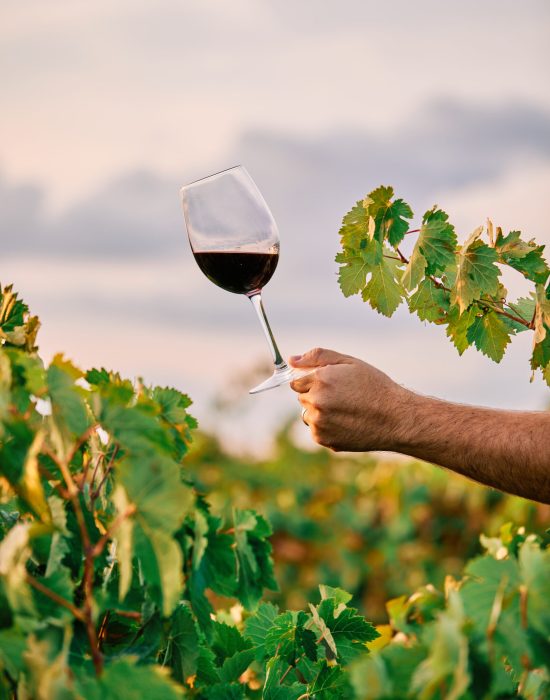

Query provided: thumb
[289,347,352,368]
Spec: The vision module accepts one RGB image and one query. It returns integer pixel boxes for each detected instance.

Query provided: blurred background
[1,0,550,454]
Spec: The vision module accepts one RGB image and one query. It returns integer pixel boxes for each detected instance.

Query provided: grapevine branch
[44,439,103,675]
[26,574,86,622]
[392,244,532,330]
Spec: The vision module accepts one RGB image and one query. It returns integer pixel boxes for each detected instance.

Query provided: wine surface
[193,250,279,294]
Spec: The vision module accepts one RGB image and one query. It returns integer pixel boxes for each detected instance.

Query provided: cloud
[2,99,549,263]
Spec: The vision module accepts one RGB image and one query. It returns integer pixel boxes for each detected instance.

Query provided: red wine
[193,251,279,294]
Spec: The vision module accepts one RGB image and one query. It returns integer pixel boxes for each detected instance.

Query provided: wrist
[383,385,426,454]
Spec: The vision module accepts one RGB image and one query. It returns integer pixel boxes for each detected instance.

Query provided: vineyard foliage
[184,429,549,623]
[1,216,550,700]
[335,186,550,383]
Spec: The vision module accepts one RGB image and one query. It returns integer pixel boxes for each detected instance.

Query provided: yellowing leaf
[452,238,500,314]
[366,625,392,652]
[18,430,51,525]
[112,485,134,602]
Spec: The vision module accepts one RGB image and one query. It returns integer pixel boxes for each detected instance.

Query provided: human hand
[289,348,410,452]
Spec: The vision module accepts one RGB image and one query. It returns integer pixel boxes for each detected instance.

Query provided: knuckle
[308,347,322,361]
[308,347,326,362]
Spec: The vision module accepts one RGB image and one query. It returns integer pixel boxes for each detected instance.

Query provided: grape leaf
[164,604,200,684]
[408,279,450,323]
[203,683,245,700]
[460,555,520,635]
[100,657,184,699]
[403,208,457,290]
[316,598,379,663]
[420,208,458,275]
[211,621,251,664]
[338,201,369,250]
[452,237,500,314]
[466,311,512,362]
[361,252,404,317]
[264,610,317,664]
[309,662,350,699]
[219,648,255,683]
[263,657,304,699]
[445,305,478,355]
[133,523,184,617]
[47,357,89,439]
[337,256,368,298]
[363,186,413,247]
[244,601,279,659]
[495,230,549,284]
[233,510,277,609]
[519,540,550,639]
[411,593,470,699]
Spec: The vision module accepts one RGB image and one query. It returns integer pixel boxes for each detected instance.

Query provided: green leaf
[315,599,379,664]
[164,604,200,684]
[0,628,27,679]
[445,305,478,355]
[408,279,450,323]
[244,601,279,659]
[100,657,184,699]
[420,208,458,276]
[363,186,413,247]
[133,523,183,616]
[202,683,244,700]
[31,566,74,624]
[47,356,89,439]
[402,208,457,291]
[264,611,317,664]
[466,311,512,362]
[0,523,35,626]
[309,662,350,699]
[0,284,40,352]
[519,539,550,639]
[338,256,369,298]
[495,229,549,284]
[361,252,404,317]
[338,201,369,250]
[452,234,500,314]
[117,455,193,534]
[233,510,277,609]
[381,642,428,695]
[460,555,520,636]
[152,387,195,460]
[319,584,352,606]
[263,657,304,699]
[411,593,470,700]
[219,648,255,683]
[211,621,251,664]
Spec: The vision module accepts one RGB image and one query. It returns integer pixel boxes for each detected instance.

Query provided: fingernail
[289,354,302,363]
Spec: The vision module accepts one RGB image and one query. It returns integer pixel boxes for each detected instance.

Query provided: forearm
[391,390,550,504]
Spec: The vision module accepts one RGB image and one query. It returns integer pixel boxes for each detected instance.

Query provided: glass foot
[249,366,313,394]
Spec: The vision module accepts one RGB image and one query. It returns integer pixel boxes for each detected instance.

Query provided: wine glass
[181,165,306,394]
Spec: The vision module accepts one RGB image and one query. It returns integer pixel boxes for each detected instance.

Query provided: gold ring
[301,406,308,425]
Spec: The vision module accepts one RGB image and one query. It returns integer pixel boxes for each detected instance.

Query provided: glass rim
[180,164,246,192]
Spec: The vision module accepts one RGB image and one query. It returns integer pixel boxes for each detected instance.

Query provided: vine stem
[90,444,119,501]
[44,440,103,675]
[26,574,86,622]
[90,504,137,558]
[38,465,69,499]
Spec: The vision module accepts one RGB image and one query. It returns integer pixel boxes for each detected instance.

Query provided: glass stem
[248,292,287,370]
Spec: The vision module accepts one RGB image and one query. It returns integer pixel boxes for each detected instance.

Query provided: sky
[2,0,550,453]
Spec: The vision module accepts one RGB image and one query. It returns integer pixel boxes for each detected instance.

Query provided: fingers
[290,371,316,393]
[289,347,352,369]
